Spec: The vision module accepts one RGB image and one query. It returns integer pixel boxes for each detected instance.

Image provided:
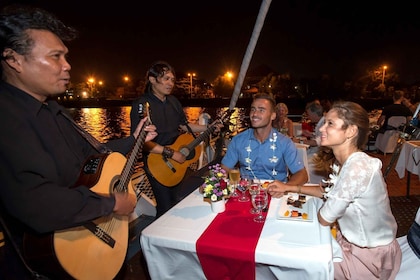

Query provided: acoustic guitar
[147,110,231,187]
[23,104,152,280]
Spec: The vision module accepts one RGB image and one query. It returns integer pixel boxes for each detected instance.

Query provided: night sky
[2,0,420,86]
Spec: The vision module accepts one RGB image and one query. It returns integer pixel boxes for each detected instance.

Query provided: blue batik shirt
[221,128,305,182]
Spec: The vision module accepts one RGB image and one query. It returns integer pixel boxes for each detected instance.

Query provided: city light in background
[382,65,387,85]
[188,73,196,97]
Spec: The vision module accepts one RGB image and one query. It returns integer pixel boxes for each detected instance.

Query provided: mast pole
[229,0,272,110]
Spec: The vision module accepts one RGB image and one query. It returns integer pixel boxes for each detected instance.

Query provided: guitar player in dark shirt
[0,5,157,279]
[130,61,223,218]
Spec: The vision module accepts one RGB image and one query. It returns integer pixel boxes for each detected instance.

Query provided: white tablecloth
[395,141,420,179]
[140,188,338,279]
[293,122,302,136]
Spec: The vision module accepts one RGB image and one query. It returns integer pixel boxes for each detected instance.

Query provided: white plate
[276,193,313,222]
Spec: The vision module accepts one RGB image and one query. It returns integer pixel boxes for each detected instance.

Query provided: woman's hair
[312,100,370,172]
[276,102,288,115]
[144,60,175,92]
[273,102,288,129]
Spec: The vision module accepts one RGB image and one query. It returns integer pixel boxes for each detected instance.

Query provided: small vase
[211,199,226,213]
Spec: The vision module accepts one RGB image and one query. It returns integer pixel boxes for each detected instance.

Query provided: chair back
[295,143,310,183]
[374,116,407,154]
[415,206,420,225]
[388,116,407,129]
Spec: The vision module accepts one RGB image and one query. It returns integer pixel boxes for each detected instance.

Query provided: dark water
[68,106,251,143]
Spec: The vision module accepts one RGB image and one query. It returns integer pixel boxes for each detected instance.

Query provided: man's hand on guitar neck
[210,120,224,134]
[133,116,158,141]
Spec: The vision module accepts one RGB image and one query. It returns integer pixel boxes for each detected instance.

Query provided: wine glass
[237,175,250,202]
[248,182,261,214]
[251,188,268,223]
[229,168,240,197]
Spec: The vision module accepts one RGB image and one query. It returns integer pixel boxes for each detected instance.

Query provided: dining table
[140,185,340,280]
[395,140,420,197]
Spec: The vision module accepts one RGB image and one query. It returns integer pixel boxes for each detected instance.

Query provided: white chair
[374,116,407,154]
[396,206,420,279]
[295,143,310,183]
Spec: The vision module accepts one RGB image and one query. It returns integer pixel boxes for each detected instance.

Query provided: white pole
[229,0,272,110]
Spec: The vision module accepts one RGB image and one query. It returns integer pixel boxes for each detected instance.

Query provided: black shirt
[381,103,412,129]
[0,82,135,233]
[130,91,187,146]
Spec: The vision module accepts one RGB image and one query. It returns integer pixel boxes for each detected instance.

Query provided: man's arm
[287,168,308,187]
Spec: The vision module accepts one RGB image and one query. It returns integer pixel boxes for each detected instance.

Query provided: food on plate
[287,195,306,208]
[261,182,269,189]
[291,210,299,217]
[298,195,306,203]
[286,210,308,219]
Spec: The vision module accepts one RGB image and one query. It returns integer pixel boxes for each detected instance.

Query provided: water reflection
[68,106,249,143]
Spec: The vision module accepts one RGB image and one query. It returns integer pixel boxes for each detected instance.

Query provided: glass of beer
[229,168,240,197]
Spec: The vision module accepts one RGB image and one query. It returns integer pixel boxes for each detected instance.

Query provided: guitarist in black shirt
[130,61,223,218]
[0,6,157,279]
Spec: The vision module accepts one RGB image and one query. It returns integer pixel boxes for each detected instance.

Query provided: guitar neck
[185,125,216,152]
[118,119,150,191]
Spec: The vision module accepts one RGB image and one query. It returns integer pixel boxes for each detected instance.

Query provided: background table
[395,141,420,197]
[140,188,336,279]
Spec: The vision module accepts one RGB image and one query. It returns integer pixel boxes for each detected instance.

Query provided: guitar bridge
[84,221,115,248]
[163,156,176,173]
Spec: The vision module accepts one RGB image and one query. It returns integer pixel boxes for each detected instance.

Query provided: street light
[382,65,387,85]
[188,73,196,97]
[225,71,233,80]
[87,77,95,97]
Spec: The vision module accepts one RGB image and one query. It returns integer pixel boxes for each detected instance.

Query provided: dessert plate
[276,193,313,222]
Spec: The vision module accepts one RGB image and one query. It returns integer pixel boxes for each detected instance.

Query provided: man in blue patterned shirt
[221,93,308,185]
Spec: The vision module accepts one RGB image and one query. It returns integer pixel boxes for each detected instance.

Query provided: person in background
[402,96,420,115]
[273,102,294,138]
[130,61,222,218]
[267,101,402,279]
[0,5,157,278]
[377,90,412,132]
[295,101,324,156]
[221,93,308,185]
[402,95,420,127]
[293,100,327,183]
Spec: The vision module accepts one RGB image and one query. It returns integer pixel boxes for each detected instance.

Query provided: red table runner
[196,194,271,280]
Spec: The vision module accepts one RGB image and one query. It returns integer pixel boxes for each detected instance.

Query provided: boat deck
[1,151,420,280]
[118,150,420,280]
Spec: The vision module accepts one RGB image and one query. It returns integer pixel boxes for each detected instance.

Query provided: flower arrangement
[201,164,230,202]
[321,163,340,198]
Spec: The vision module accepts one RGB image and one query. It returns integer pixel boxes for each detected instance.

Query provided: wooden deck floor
[368,151,420,197]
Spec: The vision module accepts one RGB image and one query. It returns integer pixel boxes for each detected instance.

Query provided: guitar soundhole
[185,149,195,160]
[110,176,125,193]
